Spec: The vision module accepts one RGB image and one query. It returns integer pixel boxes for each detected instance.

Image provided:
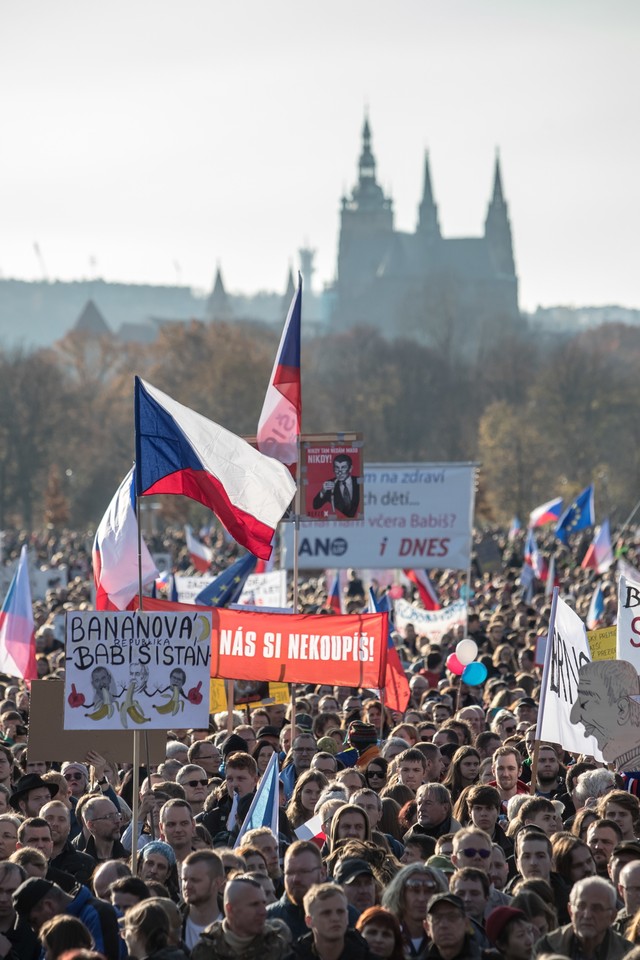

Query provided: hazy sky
[1,1,638,311]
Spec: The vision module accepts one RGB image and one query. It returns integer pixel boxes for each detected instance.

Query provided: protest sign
[141,598,388,688]
[587,625,616,661]
[175,575,214,604]
[302,441,364,521]
[617,574,640,670]
[537,594,603,759]
[64,610,212,731]
[284,462,475,569]
[238,570,287,607]
[29,680,166,764]
[393,598,466,645]
[209,678,289,713]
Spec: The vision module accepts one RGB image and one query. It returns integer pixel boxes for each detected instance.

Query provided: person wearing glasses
[281,735,318,802]
[451,827,512,915]
[73,797,126,863]
[176,765,210,817]
[491,710,518,743]
[381,863,448,957]
[533,875,628,959]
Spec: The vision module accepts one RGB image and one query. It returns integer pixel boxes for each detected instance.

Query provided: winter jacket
[191,919,291,960]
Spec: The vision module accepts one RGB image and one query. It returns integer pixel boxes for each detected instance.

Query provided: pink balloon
[446,653,464,676]
[389,584,404,599]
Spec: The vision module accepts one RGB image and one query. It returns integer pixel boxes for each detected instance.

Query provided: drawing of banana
[153,685,183,716]
[85,701,110,721]
[119,681,151,728]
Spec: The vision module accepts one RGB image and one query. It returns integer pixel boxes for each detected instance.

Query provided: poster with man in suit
[304,442,364,520]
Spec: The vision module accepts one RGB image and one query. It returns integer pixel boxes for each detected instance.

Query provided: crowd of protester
[0,521,638,960]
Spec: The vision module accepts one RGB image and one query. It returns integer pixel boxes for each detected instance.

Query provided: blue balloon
[462,662,488,686]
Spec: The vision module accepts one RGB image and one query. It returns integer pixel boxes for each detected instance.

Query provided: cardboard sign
[64,610,212,731]
[209,679,290,713]
[587,625,616,661]
[28,680,166,764]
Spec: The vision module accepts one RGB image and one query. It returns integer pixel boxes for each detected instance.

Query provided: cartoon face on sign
[570,659,640,771]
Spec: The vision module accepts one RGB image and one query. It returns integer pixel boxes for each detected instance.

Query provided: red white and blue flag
[0,545,38,680]
[524,528,547,580]
[586,582,605,630]
[328,571,342,614]
[581,519,614,575]
[134,378,296,560]
[257,274,302,471]
[185,524,213,574]
[93,465,158,611]
[529,497,563,528]
[403,569,441,611]
[508,517,522,541]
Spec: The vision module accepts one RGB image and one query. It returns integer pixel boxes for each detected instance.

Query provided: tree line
[1,318,638,531]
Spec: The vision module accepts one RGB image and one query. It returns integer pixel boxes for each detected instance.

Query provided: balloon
[446,653,464,676]
[455,638,478,666]
[389,584,404,600]
[462,662,488,686]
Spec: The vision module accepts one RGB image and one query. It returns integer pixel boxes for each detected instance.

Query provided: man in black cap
[9,775,57,819]
[424,893,487,960]
[334,858,377,914]
[12,876,121,960]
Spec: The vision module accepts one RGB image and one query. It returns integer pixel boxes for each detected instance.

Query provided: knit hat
[485,907,527,945]
[346,721,378,752]
[13,878,54,919]
[222,733,249,759]
[60,761,89,780]
[317,736,338,756]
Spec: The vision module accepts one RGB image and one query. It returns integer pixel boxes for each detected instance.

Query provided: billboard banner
[284,463,475,570]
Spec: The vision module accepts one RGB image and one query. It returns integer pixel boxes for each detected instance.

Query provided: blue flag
[234,750,280,846]
[194,553,257,606]
[555,485,595,543]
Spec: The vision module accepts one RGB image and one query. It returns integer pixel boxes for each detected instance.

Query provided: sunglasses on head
[183,779,208,788]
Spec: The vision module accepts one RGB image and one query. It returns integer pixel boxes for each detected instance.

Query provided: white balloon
[455,638,478,666]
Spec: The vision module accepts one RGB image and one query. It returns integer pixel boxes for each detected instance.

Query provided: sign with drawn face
[64,611,212,730]
[570,658,640,771]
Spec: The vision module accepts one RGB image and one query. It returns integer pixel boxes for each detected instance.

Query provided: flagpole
[530,586,559,796]
[291,436,302,736]
[619,496,640,538]
[131,484,144,874]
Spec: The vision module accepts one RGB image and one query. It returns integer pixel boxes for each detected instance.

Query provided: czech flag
[185,524,213,573]
[403,569,441,611]
[328,571,342,614]
[529,497,563,528]
[134,377,296,560]
[524,528,547,581]
[508,517,522,541]
[0,545,38,680]
[369,588,410,713]
[586,582,605,630]
[257,274,302,472]
[581,519,614,575]
[93,465,158,610]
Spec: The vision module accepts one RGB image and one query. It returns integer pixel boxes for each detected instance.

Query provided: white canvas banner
[537,595,603,760]
[617,574,640,669]
[283,462,475,570]
[174,575,214,604]
[64,610,211,730]
[393,598,466,645]
[238,570,287,608]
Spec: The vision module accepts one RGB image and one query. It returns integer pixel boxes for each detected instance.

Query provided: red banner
[142,599,388,688]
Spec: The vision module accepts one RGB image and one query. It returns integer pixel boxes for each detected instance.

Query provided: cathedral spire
[358,113,376,185]
[491,150,504,204]
[205,262,232,321]
[484,150,515,277]
[418,150,440,238]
